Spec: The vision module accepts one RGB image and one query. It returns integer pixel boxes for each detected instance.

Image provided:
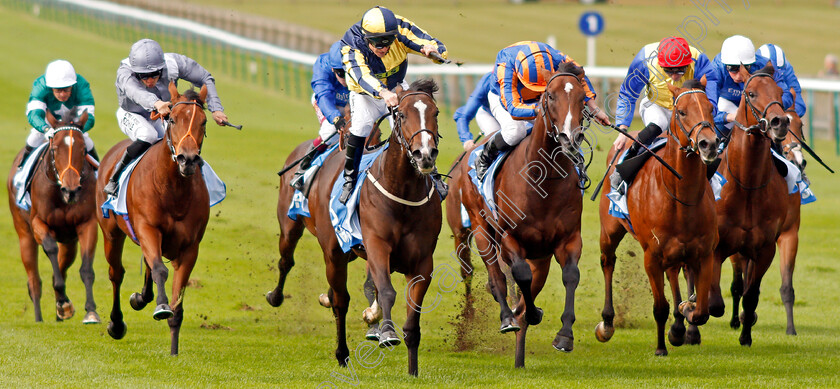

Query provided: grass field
[1,2,839,388]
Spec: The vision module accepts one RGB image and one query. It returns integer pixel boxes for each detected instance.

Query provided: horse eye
[748,92,756,98]
[434,111,439,117]
[678,110,687,116]
[547,93,555,101]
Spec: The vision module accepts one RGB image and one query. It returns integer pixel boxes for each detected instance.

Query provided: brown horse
[96,83,210,355]
[596,78,719,356]
[7,111,99,323]
[452,63,588,368]
[711,63,790,347]
[728,89,804,335]
[269,80,442,376]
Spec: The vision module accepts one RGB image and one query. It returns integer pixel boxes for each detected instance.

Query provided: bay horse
[6,111,99,323]
[96,82,210,355]
[452,62,588,368]
[596,78,719,356]
[728,89,803,336]
[711,63,790,347]
[268,80,442,376]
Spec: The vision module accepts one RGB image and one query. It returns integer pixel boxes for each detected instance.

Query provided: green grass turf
[0,3,839,388]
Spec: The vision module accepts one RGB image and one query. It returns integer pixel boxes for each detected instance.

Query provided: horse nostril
[60,187,69,194]
[698,140,709,150]
[176,154,187,164]
[770,117,781,128]
[411,149,422,160]
[430,149,438,160]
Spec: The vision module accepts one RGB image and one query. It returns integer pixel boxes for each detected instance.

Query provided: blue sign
[578,11,604,36]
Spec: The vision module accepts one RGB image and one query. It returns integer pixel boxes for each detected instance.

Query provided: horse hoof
[56,301,75,321]
[655,348,669,356]
[107,321,127,339]
[786,327,797,336]
[82,311,101,324]
[594,322,614,343]
[362,305,382,324]
[153,304,174,321]
[678,300,696,317]
[739,311,757,326]
[730,316,741,330]
[552,334,574,352]
[365,327,380,341]
[739,334,752,347]
[499,317,520,333]
[266,290,283,307]
[668,325,686,347]
[129,293,148,311]
[318,293,331,308]
[686,326,701,345]
[378,331,401,348]
[525,307,544,326]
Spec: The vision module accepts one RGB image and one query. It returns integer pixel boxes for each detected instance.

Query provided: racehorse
[711,62,790,347]
[728,89,803,336]
[7,110,99,323]
[596,78,719,356]
[452,62,588,368]
[268,79,442,376]
[97,83,211,355]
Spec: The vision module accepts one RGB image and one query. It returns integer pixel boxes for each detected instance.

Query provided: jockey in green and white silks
[23,59,98,164]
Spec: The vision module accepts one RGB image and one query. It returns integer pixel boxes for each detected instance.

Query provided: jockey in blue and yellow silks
[473,41,610,180]
[337,6,448,204]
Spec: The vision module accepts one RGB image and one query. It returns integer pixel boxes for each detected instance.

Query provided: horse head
[783,89,806,171]
[538,62,587,155]
[738,62,789,142]
[666,75,719,163]
[165,82,207,177]
[393,79,440,174]
[45,109,90,204]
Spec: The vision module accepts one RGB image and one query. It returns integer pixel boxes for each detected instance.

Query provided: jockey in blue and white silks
[453,71,500,151]
[758,43,806,117]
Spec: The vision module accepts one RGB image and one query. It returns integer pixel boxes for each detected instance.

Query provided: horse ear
[789,87,797,105]
[168,81,179,101]
[45,110,58,128]
[539,68,553,87]
[738,64,751,80]
[199,84,208,103]
[77,110,89,129]
[700,74,707,88]
[667,82,680,98]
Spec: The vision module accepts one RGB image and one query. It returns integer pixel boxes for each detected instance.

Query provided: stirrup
[104,180,119,197]
[338,180,355,204]
[289,171,305,190]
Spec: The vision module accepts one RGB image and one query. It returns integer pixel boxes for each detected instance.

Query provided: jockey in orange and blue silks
[336,6,448,204]
[612,37,718,160]
[473,41,610,180]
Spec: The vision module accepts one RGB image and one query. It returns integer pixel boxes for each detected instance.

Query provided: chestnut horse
[97,83,210,355]
[728,90,804,335]
[711,63,790,347]
[7,111,99,323]
[452,63,588,368]
[268,80,442,376]
[596,78,719,356]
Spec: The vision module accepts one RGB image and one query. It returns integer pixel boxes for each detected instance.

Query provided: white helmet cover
[44,59,77,88]
[720,35,756,65]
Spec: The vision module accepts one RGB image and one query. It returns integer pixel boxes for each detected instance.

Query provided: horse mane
[557,61,584,77]
[681,79,705,91]
[182,89,206,108]
[408,79,438,99]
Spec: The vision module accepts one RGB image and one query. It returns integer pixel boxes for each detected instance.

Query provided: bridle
[47,126,85,186]
[389,91,440,170]
[539,72,584,145]
[164,100,206,161]
[668,89,714,154]
[730,72,785,136]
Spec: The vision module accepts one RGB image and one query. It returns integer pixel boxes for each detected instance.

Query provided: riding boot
[17,145,35,169]
[624,122,663,160]
[87,147,100,163]
[104,140,151,196]
[338,134,366,204]
[431,167,448,201]
[290,144,317,190]
[475,134,511,181]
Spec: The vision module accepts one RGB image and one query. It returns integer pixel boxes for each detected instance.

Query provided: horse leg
[680,264,701,344]
[666,267,687,347]
[644,255,670,356]
[31,219,72,321]
[513,258,550,367]
[709,251,726,318]
[267,216,305,307]
[56,241,78,321]
[324,250,350,366]
[366,240,400,348]
[452,227,475,320]
[501,235,542,326]
[777,229,799,335]
[739,249,775,347]
[553,237,582,353]
[404,259,433,376]
[362,268,381,340]
[129,259,153,311]
[136,228,172,321]
[168,246,197,356]
[103,232,127,339]
[729,254,745,329]
[473,230,517,332]
[18,232,42,322]
[596,218,626,343]
[78,220,100,324]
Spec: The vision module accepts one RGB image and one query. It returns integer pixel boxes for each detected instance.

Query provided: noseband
[390,91,440,170]
[731,73,785,136]
[670,89,714,153]
[48,126,85,186]
[539,72,584,145]
[164,100,206,161]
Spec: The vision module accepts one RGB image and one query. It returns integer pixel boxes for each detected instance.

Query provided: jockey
[338,6,448,204]
[474,41,610,180]
[106,38,229,196]
[608,37,717,190]
[289,41,350,190]
[453,71,501,151]
[23,59,98,166]
[706,35,793,138]
[758,43,806,117]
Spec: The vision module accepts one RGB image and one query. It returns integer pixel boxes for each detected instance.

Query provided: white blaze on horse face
[563,82,574,138]
[413,99,434,156]
[64,136,74,147]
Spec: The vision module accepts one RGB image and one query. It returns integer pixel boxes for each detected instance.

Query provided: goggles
[663,66,688,76]
[136,69,162,80]
[366,34,396,49]
[726,64,751,73]
[333,68,346,78]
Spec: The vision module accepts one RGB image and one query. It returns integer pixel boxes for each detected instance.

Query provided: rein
[48,126,85,186]
[164,101,205,161]
[669,89,714,153]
